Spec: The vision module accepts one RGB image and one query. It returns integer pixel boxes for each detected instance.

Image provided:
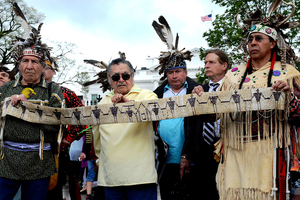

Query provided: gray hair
[107,58,135,76]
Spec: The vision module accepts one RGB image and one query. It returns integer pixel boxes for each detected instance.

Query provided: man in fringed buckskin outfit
[193,1,300,199]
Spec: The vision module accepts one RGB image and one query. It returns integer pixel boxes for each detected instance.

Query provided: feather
[268,0,282,17]
[118,51,126,60]
[83,79,99,87]
[37,23,43,34]
[152,16,174,50]
[84,59,108,69]
[174,33,179,50]
[83,70,111,92]
[13,3,32,39]
[286,21,300,29]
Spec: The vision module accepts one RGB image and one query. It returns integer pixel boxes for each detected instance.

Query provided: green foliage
[196,66,209,85]
[196,0,300,81]
[207,0,300,65]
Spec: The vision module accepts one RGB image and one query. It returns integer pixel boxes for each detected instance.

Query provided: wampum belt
[0,88,286,125]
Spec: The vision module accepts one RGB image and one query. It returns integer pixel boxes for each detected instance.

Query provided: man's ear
[270,40,277,50]
[223,63,228,71]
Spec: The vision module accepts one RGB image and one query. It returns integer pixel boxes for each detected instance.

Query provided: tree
[197,0,300,81]
[206,0,300,65]
[49,41,91,98]
[0,0,45,65]
[196,66,209,85]
[0,0,90,97]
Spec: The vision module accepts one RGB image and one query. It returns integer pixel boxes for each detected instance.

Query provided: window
[91,94,98,105]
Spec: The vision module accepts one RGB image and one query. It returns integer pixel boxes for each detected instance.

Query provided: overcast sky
[23,0,226,69]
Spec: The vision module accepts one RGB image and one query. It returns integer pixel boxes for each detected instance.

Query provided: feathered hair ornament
[82,51,127,92]
[11,2,52,63]
[152,16,193,80]
[46,57,59,72]
[235,0,300,67]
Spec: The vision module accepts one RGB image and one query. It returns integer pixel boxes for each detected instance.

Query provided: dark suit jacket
[186,83,220,199]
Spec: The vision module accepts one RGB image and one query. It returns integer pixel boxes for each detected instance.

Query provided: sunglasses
[247,35,269,43]
[110,73,132,82]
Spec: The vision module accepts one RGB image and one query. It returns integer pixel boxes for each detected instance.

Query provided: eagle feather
[83,59,108,69]
[152,16,174,51]
[268,0,282,17]
[13,3,32,39]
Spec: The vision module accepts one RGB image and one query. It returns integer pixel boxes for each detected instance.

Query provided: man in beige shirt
[93,58,158,200]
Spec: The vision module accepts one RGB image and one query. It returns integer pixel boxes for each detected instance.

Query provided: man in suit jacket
[185,49,228,199]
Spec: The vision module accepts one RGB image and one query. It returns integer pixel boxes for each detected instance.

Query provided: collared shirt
[158,81,188,164]
[93,84,158,186]
[208,78,224,92]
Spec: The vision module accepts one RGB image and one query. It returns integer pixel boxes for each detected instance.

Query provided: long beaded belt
[0,88,287,125]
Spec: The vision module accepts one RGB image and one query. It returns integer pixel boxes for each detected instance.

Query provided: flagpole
[211,10,213,28]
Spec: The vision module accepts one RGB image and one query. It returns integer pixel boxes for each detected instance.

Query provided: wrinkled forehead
[110,63,130,74]
[20,55,40,61]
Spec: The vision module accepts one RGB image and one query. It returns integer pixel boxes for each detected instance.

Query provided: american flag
[201,14,212,22]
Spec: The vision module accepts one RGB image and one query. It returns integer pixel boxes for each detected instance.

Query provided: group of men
[1,2,300,200]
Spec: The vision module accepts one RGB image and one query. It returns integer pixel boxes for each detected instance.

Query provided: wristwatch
[181,154,188,159]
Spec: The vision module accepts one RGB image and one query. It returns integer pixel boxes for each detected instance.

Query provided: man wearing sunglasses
[93,58,158,200]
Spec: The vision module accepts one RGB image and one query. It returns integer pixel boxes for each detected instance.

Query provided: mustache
[117,83,126,87]
[25,70,35,73]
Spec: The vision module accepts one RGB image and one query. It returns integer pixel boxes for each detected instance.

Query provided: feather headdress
[82,51,127,92]
[11,3,52,63]
[152,16,193,80]
[235,0,300,67]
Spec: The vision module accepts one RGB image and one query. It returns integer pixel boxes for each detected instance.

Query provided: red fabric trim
[246,57,251,68]
[270,51,276,70]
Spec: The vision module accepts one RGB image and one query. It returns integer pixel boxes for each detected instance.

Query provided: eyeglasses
[45,66,53,71]
[110,73,132,82]
[247,35,269,43]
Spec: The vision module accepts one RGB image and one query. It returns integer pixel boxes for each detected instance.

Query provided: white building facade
[84,48,202,106]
